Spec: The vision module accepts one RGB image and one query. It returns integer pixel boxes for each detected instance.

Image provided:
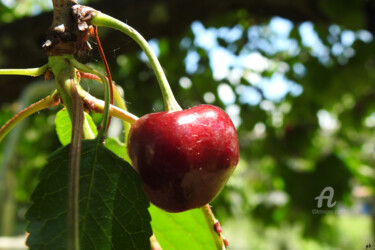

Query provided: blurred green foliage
[0,0,51,22]
[1,0,375,249]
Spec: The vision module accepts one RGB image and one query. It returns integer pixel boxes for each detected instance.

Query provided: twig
[81,91,138,124]
[0,65,48,77]
[0,91,60,142]
[200,204,228,250]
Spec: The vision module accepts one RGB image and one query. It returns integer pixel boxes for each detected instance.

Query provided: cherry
[127,104,239,212]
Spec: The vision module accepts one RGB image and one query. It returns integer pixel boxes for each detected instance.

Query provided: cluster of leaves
[23,105,218,249]
[1,0,375,249]
[0,5,228,248]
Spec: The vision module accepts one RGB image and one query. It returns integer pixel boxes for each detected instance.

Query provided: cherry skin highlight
[127,104,239,212]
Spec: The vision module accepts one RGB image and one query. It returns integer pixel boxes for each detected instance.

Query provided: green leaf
[149,205,216,249]
[105,137,131,163]
[55,109,98,146]
[26,139,152,250]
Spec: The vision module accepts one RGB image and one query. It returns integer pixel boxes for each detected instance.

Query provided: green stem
[67,77,83,250]
[0,90,60,142]
[200,204,227,250]
[0,64,48,77]
[112,85,131,143]
[48,55,83,250]
[69,58,110,141]
[91,12,182,112]
[49,55,77,118]
[79,71,131,143]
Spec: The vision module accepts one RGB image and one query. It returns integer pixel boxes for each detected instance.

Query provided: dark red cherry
[127,104,239,212]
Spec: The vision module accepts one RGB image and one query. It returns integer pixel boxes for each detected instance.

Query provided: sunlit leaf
[55,109,98,146]
[149,205,216,249]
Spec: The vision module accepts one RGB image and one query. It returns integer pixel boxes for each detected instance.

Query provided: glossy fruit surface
[127,104,239,212]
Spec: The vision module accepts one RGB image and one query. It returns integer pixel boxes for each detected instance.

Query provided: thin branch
[0,90,60,142]
[0,65,48,77]
[200,204,228,250]
[81,91,138,124]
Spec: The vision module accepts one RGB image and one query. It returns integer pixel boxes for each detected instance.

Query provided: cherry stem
[78,71,100,81]
[150,234,162,250]
[200,204,227,250]
[0,90,60,143]
[90,12,182,112]
[78,71,131,143]
[69,58,110,141]
[78,72,124,111]
[81,91,138,124]
[93,26,114,132]
[0,64,48,77]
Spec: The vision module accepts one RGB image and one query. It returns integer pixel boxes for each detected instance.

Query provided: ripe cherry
[127,104,239,212]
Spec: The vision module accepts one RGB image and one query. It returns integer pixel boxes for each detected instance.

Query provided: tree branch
[0,0,333,103]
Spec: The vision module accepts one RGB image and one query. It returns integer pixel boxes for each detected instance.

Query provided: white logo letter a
[314,186,336,208]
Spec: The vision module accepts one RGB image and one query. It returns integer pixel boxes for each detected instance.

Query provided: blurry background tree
[1,0,375,249]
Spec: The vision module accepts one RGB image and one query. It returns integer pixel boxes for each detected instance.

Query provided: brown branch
[43,0,96,56]
[43,0,78,55]
[51,0,78,31]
